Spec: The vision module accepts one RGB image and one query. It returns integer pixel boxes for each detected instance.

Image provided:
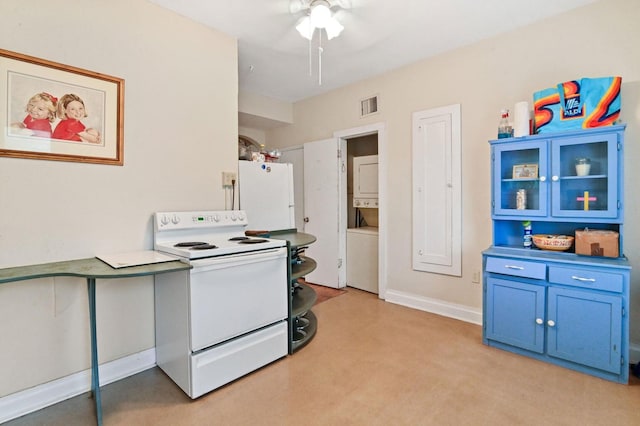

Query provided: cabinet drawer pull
[571,275,596,283]
[505,265,524,270]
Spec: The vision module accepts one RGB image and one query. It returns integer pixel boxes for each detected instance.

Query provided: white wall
[267,0,640,349]
[0,0,238,397]
[239,126,266,147]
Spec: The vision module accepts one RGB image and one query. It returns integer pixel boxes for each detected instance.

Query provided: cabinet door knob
[539,176,546,182]
[536,318,544,325]
[552,175,559,182]
[547,320,556,327]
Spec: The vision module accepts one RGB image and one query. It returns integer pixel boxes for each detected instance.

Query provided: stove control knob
[171,215,180,225]
[213,214,220,222]
[230,212,238,221]
[160,215,170,226]
[237,211,246,220]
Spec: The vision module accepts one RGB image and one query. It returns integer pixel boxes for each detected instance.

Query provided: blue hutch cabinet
[482,125,630,383]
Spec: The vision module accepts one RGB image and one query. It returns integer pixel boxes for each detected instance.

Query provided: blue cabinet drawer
[485,257,546,280]
[548,266,623,293]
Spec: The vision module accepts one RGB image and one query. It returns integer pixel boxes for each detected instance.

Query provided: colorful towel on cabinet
[533,76,621,134]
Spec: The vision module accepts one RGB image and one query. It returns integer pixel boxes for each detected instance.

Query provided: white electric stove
[153,210,289,398]
[154,210,286,259]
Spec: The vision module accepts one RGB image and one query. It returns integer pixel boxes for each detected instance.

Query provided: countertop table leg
[87,278,103,426]
[0,257,191,424]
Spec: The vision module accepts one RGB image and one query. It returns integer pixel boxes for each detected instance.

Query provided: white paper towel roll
[513,101,530,137]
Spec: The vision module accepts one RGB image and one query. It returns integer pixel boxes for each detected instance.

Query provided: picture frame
[512,164,538,179]
[0,48,124,165]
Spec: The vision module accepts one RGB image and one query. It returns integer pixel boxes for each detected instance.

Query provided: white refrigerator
[238,160,296,231]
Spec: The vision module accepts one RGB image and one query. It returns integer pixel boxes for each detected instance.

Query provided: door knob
[303,217,309,223]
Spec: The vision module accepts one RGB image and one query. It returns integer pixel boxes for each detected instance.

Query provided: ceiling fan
[289,0,352,16]
[289,0,352,85]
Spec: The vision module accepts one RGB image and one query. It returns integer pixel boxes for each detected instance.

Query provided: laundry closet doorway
[346,134,379,294]
[280,122,387,297]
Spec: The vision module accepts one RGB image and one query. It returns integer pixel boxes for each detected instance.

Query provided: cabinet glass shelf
[491,125,622,221]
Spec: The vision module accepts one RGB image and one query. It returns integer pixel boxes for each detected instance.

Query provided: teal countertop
[0,257,191,284]
[270,230,316,248]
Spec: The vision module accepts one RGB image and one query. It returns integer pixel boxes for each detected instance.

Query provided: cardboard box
[575,229,619,258]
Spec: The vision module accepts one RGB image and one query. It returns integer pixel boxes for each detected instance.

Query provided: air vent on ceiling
[360,95,378,117]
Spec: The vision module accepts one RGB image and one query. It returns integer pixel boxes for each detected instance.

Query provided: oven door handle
[190,247,287,272]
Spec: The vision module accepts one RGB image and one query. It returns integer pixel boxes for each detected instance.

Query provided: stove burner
[190,244,218,250]
[174,241,208,247]
[239,238,269,244]
[229,236,250,241]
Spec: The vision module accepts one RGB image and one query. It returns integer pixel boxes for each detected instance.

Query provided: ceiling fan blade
[289,0,307,14]
[333,0,352,9]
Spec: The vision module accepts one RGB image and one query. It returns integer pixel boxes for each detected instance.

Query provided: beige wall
[0,0,237,396]
[239,126,266,147]
[268,0,640,349]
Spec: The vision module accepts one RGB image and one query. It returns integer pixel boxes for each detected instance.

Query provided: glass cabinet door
[492,141,548,217]
[550,133,618,219]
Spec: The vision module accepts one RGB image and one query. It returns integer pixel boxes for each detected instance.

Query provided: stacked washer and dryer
[347,155,379,294]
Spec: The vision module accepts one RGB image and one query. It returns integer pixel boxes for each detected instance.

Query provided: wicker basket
[532,234,574,251]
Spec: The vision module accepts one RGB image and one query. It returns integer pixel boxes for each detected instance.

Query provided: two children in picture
[10,92,101,143]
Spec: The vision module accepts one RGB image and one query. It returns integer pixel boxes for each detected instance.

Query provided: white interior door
[303,138,346,288]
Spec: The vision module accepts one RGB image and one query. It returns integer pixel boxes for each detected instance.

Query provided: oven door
[189,247,288,352]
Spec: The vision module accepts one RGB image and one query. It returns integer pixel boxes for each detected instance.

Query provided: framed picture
[512,164,538,179]
[0,48,124,165]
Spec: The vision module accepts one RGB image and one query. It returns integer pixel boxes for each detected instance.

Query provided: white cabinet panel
[412,104,461,276]
[347,227,378,293]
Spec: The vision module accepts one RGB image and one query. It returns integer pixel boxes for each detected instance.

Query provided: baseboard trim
[384,289,482,325]
[0,348,156,424]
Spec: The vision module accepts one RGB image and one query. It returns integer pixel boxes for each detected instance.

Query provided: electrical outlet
[472,271,481,284]
[222,172,237,187]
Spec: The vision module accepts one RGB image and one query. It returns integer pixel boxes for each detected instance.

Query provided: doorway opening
[346,134,379,294]
[279,122,386,297]
[335,122,386,297]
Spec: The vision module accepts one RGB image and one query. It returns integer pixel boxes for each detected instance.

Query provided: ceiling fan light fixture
[325,16,344,40]
[295,16,314,40]
[309,0,332,28]
[294,0,346,86]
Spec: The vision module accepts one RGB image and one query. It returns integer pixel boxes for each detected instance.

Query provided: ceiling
[149,0,596,104]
